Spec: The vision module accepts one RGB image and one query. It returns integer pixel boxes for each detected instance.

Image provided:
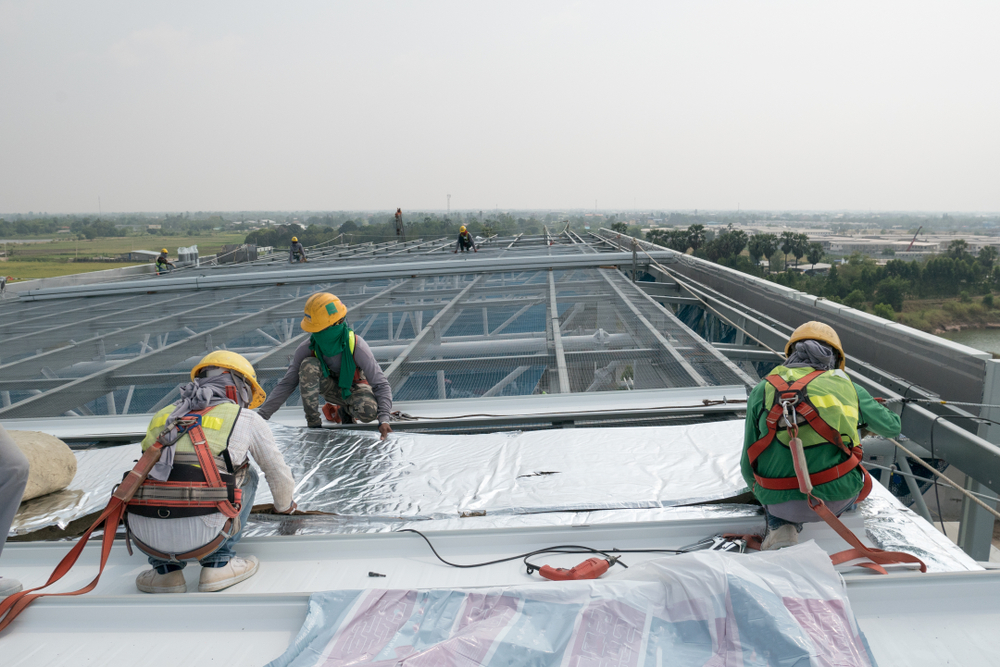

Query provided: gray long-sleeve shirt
[289,241,306,260]
[257,334,393,423]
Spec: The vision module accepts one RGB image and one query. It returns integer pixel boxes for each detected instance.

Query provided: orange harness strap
[0,441,164,633]
[0,407,241,633]
[748,370,865,495]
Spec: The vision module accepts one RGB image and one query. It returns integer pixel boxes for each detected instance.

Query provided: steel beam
[250,280,411,369]
[597,270,707,387]
[547,272,571,393]
[382,276,483,381]
[17,252,673,300]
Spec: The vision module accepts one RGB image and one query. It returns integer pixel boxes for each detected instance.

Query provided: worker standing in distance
[289,236,307,263]
[256,293,394,439]
[741,321,900,550]
[129,351,297,593]
[155,248,175,274]
[394,208,404,238]
[454,225,476,253]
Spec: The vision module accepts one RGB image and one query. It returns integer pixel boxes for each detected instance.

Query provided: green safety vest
[141,401,240,461]
[762,365,861,448]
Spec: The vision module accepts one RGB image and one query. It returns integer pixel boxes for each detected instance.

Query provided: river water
[939,328,1000,356]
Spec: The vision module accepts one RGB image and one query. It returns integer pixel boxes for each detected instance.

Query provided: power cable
[396,528,691,575]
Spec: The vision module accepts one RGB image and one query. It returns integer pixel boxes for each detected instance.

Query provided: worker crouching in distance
[155,248,175,274]
[257,293,394,439]
[128,351,297,594]
[454,226,476,253]
[741,321,900,551]
[289,236,307,263]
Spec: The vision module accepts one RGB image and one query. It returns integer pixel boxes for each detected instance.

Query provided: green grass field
[1,233,248,281]
[1,260,146,281]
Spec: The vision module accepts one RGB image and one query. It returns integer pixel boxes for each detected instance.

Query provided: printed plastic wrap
[266,541,876,667]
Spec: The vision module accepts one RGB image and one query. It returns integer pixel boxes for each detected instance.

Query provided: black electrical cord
[396,528,686,575]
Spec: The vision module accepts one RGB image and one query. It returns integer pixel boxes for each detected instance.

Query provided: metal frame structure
[3,227,999,560]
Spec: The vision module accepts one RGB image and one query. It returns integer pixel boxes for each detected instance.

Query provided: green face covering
[308,322,356,400]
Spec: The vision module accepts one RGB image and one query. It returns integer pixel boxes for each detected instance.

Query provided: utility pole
[447,194,451,215]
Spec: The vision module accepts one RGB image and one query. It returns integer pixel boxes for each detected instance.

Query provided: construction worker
[0,424,29,599]
[742,321,900,550]
[289,236,307,263]
[128,351,297,594]
[454,225,476,253]
[155,249,175,274]
[256,293,393,439]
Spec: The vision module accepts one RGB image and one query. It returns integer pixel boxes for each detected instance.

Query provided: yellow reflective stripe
[151,413,168,429]
[810,394,859,419]
[201,415,224,431]
[349,330,356,355]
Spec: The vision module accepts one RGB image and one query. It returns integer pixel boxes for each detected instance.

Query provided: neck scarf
[149,374,242,481]
[309,322,356,400]
[784,339,838,371]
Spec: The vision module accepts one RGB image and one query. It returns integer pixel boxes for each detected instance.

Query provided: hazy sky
[1,1,998,214]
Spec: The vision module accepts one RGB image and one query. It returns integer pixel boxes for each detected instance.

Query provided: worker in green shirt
[742,321,901,550]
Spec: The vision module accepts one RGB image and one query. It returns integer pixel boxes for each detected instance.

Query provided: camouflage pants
[299,356,378,426]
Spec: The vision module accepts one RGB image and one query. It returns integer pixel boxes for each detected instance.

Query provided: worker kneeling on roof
[257,293,394,439]
[454,225,476,253]
[129,351,297,594]
[742,321,900,551]
[289,236,307,263]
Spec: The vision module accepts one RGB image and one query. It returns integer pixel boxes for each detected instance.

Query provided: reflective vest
[748,366,872,499]
[127,402,243,521]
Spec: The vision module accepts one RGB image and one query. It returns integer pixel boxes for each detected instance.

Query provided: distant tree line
[644,225,1000,318]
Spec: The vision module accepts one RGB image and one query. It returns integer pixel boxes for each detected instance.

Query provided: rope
[889,438,1000,523]
[394,398,747,421]
[864,461,1000,504]
[883,397,1000,410]
[636,246,785,359]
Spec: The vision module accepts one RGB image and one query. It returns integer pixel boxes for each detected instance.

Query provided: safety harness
[0,403,244,631]
[125,404,244,563]
[749,369,926,574]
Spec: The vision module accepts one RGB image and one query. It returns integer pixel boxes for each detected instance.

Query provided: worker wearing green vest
[257,293,394,438]
[742,321,901,550]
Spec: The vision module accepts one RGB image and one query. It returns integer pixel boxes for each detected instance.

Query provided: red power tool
[538,556,618,581]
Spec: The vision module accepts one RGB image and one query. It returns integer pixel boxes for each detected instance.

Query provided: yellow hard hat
[301,292,348,333]
[291,236,298,242]
[190,350,266,408]
[459,226,467,233]
[785,321,845,370]
[161,249,168,254]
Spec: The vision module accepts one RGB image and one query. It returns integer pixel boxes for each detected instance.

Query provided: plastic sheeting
[8,423,979,574]
[266,541,876,667]
[249,422,749,516]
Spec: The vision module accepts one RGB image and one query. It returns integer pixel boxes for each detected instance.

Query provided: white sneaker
[761,524,799,551]
[0,576,23,599]
[135,568,187,594]
[198,555,259,592]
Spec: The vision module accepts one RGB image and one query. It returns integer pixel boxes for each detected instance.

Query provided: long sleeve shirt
[741,370,900,505]
[455,233,475,251]
[127,408,295,553]
[289,242,306,260]
[257,334,393,424]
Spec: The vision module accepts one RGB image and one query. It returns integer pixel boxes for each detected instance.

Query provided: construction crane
[906,226,923,252]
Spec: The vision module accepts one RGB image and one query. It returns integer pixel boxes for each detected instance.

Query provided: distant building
[119,250,161,262]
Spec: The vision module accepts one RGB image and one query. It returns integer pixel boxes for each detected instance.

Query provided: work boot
[198,555,259,592]
[761,525,799,551]
[322,403,342,424]
[0,576,23,599]
[135,568,187,594]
